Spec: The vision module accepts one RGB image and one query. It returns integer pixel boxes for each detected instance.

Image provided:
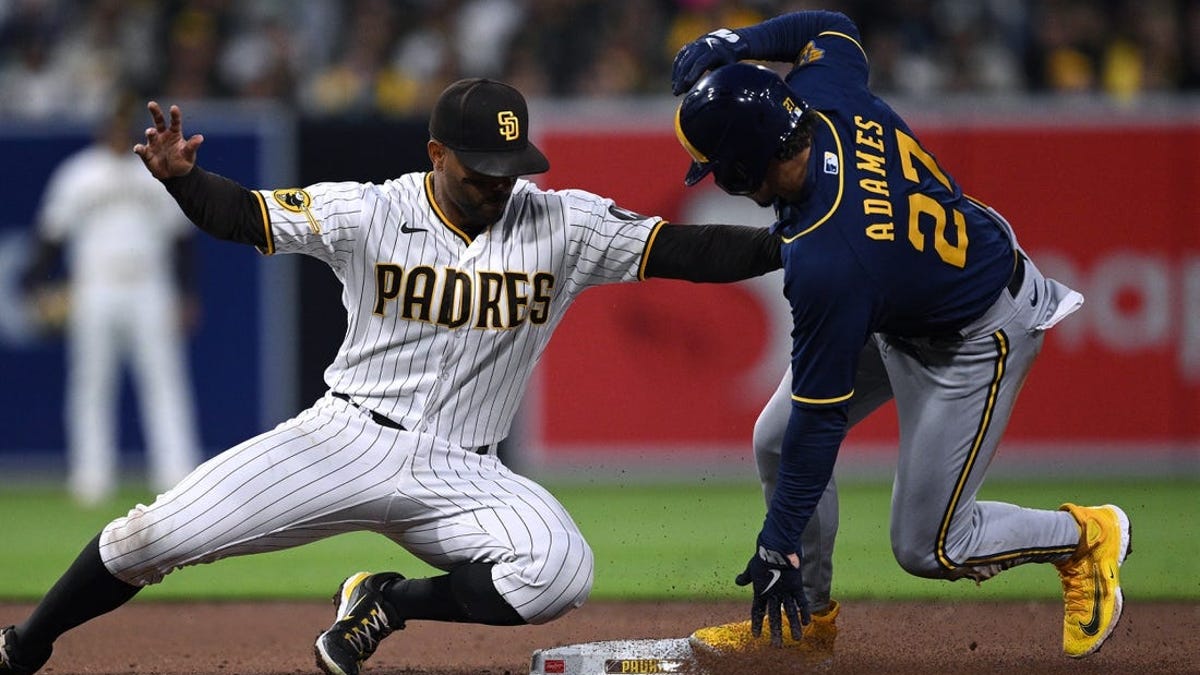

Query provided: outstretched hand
[735,545,810,647]
[133,101,204,180]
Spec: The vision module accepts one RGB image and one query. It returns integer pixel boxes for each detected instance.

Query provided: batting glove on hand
[735,545,810,646]
[671,28,749,95]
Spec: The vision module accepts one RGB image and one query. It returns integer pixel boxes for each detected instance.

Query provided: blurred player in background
[19,93,202,507]
[672,9,1131,660]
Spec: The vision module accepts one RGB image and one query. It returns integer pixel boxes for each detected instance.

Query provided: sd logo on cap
[429,79,550,178]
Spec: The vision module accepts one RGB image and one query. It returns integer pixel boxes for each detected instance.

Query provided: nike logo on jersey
[400,222,427,234]
[761,569,782,595]
[1030,283,1039,307]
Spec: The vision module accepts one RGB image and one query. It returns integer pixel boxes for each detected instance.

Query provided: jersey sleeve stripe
[817,30,868,62]
[252,190,274,255]
[791,390,854,405]
[637,220,668,281]
[782,111,844,243]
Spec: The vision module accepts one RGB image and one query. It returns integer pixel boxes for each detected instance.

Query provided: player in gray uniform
[672,10,1132,660]
[0,79,782,675]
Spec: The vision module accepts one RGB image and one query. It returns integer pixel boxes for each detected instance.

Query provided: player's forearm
[759,405,847,554]
[643,224,780,282]
[735,11,860,63]
[161,166,267,248]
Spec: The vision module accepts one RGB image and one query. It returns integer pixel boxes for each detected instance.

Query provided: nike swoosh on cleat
[1079,564,1104,636]
[762,569,782,595]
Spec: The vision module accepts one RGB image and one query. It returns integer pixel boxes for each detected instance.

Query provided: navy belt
[331,392,494,455]
[1007,252,1026,297]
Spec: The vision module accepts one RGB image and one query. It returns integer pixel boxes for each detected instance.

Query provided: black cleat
[314,572,405,675]
[0,627,50,675]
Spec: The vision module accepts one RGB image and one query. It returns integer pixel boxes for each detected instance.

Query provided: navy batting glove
[735,545,811,647]
[671,29,749,95]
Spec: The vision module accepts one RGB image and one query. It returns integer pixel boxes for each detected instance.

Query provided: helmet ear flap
[674,63,805,194]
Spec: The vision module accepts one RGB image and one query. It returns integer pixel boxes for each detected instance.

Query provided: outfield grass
[0,477,1195,602]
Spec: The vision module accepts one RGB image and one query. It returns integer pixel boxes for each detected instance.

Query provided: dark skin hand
[133,101,205,180]
[427,140,517,238]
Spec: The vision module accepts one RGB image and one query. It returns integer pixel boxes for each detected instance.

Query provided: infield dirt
[2,599,1196,674]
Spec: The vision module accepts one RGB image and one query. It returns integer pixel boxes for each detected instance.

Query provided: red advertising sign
[529,114,1200,460]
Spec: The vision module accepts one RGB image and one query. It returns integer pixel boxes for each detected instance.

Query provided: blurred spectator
[44,0,156,117]
[302,0,416,116]
[1184,0,1200,89]
[454,0,523,79]
[1,0,1197,119]
[576,0,671,98]
[506,0,609,97]
[0,2,74,119]
[218,7,298,101]
[664,0,769,61]
[388,2,461,113]
[158,3,230,101]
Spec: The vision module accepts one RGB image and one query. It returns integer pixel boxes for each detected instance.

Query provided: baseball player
[671,10,1131,659]
[19,95,202,507]
[0,78,783,675]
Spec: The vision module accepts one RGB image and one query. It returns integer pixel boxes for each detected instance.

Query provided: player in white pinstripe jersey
[0,80,783,675]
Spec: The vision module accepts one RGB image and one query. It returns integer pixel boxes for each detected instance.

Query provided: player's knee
[891,545,944,578]
[516,535,595,625]
[890,527,947,578]
[752,427,783,485]
[99,505,179,586]
[752,413,785,460]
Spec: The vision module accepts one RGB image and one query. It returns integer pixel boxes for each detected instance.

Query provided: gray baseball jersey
[99,172,662,623]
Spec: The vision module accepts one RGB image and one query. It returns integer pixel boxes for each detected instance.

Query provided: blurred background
[0,0,1197,492]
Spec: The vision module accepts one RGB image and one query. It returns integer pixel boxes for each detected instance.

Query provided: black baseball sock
[382,562,525,626]
[17,533,141,648]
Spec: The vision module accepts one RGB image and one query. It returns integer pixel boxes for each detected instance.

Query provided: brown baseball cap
[429,78,550,177]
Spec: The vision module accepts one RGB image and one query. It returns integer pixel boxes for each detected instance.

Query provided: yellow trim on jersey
[637,220,668,281]
[782,111,844,243]
[424,172,474,245]
[252,190,274,255]
[965,194,991,211]
[817,30,868,63]
[791,390,854,405]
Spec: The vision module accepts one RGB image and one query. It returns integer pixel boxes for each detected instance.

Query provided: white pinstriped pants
[98,393,593,624]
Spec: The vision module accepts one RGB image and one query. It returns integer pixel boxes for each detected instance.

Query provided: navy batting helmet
[674,63,807,195]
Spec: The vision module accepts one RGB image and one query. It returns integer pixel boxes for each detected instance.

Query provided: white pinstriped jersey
[254,172,663,447]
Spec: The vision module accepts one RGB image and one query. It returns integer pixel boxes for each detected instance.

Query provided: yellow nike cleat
[1055,504,1132,658]
[689,599,839,654]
